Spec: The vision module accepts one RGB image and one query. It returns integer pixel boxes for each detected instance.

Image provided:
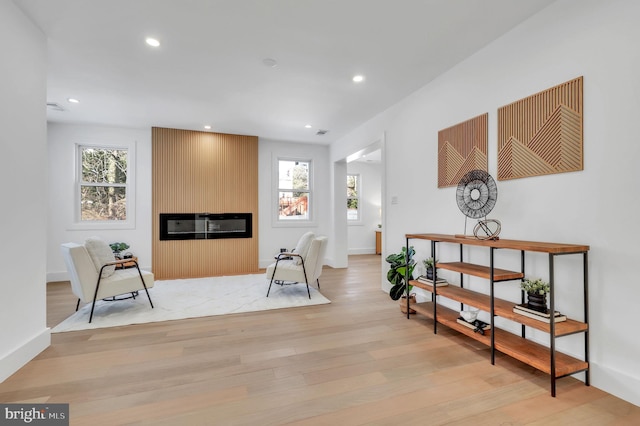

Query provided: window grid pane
[347,174,360,221]
[278,159,311,221]
[79,146,129,222]
[81,147,128,184]
[81,185,127,221]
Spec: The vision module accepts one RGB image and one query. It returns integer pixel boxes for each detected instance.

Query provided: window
[78,145,128,221]
[278,159,311,221]
[347,174,360,221]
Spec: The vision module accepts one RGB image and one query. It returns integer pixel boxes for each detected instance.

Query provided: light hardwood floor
[1,255,638,425]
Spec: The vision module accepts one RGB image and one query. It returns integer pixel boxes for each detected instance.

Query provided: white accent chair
[266,235,328,298]
[61,242,154,323]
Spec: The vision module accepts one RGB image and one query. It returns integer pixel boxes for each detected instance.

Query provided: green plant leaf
[387,245,416,299]
[389,284,405,300]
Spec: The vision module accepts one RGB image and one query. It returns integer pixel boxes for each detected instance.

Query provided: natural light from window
[347,174,360,221]
[79,146,128,221]
[278,159,311,221]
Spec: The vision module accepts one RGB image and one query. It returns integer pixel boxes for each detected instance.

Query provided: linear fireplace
[159,213,252,240]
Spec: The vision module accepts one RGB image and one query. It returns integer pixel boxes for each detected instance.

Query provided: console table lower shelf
[411,302,589,378]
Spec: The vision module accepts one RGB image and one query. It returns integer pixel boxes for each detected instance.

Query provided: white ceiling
[15,0,556,144]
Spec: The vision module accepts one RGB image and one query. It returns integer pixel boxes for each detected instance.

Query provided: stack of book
[513,304,567,323]
[416,275,448,287]
[456,317,491,334]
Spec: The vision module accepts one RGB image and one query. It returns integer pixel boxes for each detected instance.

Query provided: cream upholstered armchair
[61,238,154,323]
[266,233,328,299]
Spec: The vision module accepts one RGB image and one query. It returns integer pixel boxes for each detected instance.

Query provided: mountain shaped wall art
[438,113,488,188]
[497,77,583,180]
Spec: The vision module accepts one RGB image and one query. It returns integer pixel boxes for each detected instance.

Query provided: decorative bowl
[460,309,479,323]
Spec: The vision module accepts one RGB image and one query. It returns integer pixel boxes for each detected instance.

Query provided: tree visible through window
[278,159,311,220]
[347,174,360,221]
[79,146,128,221]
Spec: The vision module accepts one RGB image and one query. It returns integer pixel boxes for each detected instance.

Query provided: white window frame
[347,173,362,224]
[71,142,136,230]
[273,156,314,227]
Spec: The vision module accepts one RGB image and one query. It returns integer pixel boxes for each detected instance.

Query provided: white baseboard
[47,270,68,282]
[591,363,640,407]
[347,248,376,255]
[0,328,51,383]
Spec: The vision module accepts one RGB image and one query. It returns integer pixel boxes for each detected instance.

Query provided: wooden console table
[404,233,589,397]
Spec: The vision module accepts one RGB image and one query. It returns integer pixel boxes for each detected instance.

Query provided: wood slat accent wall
[152,127,259,279]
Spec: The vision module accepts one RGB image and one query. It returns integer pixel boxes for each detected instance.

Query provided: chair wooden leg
[75,298,81,311]
[317,279,320,289]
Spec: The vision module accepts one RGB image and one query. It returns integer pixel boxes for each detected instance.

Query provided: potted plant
[109,242,130,259]
[520,278,550,313]
[422,257,437,280]
[386,246,416,313]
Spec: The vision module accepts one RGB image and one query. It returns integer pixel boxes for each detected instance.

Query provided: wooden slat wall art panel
[438,113,488,188]
[152,127,259,279]
[497,77,583,180]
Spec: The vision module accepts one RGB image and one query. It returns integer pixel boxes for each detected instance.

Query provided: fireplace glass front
[160,213,252,240]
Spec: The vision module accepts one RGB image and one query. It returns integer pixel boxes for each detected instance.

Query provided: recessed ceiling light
[145,37,160,47]
[305,124,312,129]
[204,125,211,130]
[67,98,79,103]
[262,58,278,68]
[352,75,364,83]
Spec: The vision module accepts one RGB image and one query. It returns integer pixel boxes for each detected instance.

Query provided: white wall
[258,139,332,267]
[0,1,49,382]
[46,128,334,275]
[346,161,382,254]
[46,123,153,281]
[330,0,640,407]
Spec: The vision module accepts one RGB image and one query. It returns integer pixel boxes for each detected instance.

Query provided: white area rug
[52,274,330,333]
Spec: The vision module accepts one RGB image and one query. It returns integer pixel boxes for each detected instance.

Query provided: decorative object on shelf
[460,309,479,323]
[473,219,502,240]
[456,317,491,335]
[438,113,488,188]
[386,246,416,301]
[456,170,497,218]
[456,169,501,239]
[513,304,567,323]
[520,278,550,313]
[416,275,448,287]
[109,242,130,259]
[422,257,437,279]
[497,76,583,181]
